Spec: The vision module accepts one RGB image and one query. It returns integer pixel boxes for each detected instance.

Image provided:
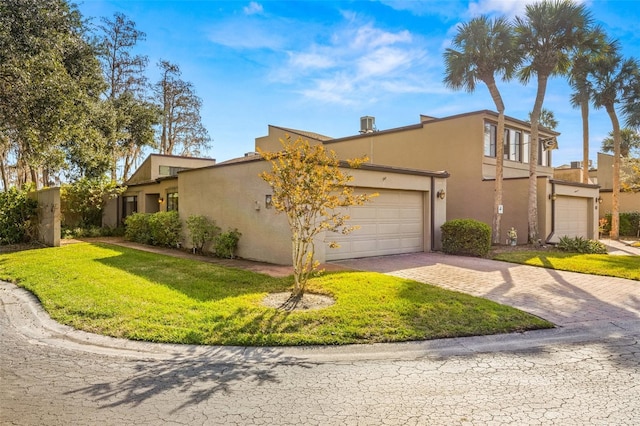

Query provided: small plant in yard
[556,236,608,254]
[214,228,242,258]
[599,217,608,238]
[186,214,220,253]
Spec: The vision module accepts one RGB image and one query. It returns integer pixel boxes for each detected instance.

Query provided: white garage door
[555,196,588,239]
[325,189,424,261]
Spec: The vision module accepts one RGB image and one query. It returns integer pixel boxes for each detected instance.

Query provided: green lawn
[0,243,552,346]
[493,251,640,280]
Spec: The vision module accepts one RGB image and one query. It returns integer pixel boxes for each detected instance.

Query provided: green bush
[125,211,182,247]
[214,228,242,258]
[185,215,220,253]
[61,177,123,228]
[557,236,608,254]
[441,219,491,257]
[603,212,640,236]
[149,211,182,247]
[0,187,38,245]
[124,213,153,244]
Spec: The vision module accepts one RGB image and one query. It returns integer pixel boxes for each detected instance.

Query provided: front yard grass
[0,243,552,346]
[493,251,640,281]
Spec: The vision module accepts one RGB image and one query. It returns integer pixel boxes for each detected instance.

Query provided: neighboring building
[258,111,600,244]
[589,153,640,217]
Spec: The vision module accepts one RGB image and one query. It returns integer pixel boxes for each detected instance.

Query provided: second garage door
[325,189,424,261]
[554,195,588,240]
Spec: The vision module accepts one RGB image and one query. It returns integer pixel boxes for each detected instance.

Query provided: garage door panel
[325,189,424,261]
[555,196,588,240]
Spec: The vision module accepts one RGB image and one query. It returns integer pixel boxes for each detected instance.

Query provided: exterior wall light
[158,197,164,203]
[550,194,557,201]
[437,190,446,200]
[597,196,603,203]
[265,194,273,209]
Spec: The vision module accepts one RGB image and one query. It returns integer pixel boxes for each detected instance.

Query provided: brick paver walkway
[333,251,640,327]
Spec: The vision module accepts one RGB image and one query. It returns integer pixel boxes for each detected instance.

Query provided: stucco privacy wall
[599,191,640,219]
[29,187,60,247]
[178,158,447,264]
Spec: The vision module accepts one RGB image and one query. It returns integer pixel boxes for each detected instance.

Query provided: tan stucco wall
[179,160,445,264]
[596,152,615,190]
[179,160,293,264]
[599,191,640,217]
[255,126,326,153]
[29,187,60,247]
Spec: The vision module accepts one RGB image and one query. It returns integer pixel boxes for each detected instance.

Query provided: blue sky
[77,0,640,167]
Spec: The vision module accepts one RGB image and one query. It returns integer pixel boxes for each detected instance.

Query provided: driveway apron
[332,252,640,327]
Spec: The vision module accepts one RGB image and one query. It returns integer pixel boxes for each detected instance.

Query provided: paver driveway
[333,251,640,327]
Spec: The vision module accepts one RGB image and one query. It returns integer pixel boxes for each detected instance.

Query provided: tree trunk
[527,74,549,243]
[581,100,590,183]
[486,77,506,245]
[607,104,621,240]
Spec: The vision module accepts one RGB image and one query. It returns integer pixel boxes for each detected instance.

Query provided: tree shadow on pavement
[64,346,315,413]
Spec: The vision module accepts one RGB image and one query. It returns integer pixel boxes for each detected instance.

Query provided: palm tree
[443,15,521,245]
[601,128,640,158]
[589,49,640,239]
[569,28,611,183]
[528,108,558,130]
[515,0,592,243]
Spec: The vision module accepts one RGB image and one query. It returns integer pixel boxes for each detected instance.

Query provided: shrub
[441,219,491,257]
[62,225,125,239]
[61,177,123,228]
[0,187,38,245]
[214,228,242,258]
[148,211,182,247]
[124,213,153,244]
[603,212,640,237]
[125,211,182,247]
[185,215,220,253]
[557,236,608,254]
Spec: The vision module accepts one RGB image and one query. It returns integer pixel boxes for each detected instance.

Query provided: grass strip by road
[493,251,640,281]
[0,242,552,346]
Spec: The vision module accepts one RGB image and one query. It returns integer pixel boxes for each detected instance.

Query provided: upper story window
[159,165,188,176]
[484,121,551,166]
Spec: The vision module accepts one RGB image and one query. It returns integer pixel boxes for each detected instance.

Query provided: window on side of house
[503,129,510,159]
[167,192,178,212]
[122,195,137,220]
[538,139,551,166]
[522,133,530,164]
[484,123,497,157]
[508,130,522,162]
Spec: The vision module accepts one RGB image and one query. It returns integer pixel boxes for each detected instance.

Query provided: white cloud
[467,0,589,19]
[243,2,264,15]
[275,19,438,105]
[208,20,284,49]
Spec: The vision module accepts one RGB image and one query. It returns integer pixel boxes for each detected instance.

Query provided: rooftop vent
[359,116,376,134]
[570,160,592,169]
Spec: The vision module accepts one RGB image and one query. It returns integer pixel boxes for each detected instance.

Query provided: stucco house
[108,109,600,266]
[557,152,640,220]
[107,150,449,265]
[258,111,600,245]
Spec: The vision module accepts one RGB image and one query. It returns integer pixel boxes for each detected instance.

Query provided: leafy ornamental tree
[515,0,593,243]
[259,136,375,299]
[601,128,640,158]
[443,15,521,245]
[588,46,640,239]
[0,0,106,189]
[155,60,211,157]
[60,177,123,228]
